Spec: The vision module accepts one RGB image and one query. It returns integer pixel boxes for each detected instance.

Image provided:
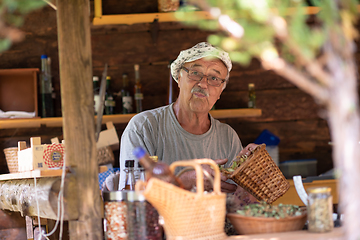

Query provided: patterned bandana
[170,42,232,83]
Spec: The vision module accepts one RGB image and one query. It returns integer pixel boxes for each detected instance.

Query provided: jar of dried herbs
[307,187,334,233]
[103,191,128,240]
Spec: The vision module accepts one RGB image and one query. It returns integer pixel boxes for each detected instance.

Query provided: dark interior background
[1,0,353,176]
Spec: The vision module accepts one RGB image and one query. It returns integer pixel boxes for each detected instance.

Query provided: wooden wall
[0,2,340,176]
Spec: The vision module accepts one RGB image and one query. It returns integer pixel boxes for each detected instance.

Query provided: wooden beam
[56,0,102,239]
[0,177,78,220]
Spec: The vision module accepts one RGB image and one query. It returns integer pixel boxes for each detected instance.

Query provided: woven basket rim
[227,211,307,222]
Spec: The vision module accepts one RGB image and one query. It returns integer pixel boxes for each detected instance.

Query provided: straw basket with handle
[227,144,290,204]
[136,159,227,240]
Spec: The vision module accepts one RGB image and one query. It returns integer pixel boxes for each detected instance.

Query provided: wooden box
[0,68,39,116]
[17,137,65,172]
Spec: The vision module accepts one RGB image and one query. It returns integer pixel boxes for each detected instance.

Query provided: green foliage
[0,0,47,53]
[3,0,47,14]
[175,0,356,69]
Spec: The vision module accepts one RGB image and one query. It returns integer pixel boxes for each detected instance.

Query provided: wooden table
[227,227,344,240]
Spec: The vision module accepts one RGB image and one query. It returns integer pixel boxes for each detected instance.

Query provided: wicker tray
[228,144,290,203]
[227,211,307,235]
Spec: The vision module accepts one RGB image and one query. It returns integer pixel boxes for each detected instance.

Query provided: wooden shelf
[93,11,213,25]
[0,109,261,129]
[0,166,108,181]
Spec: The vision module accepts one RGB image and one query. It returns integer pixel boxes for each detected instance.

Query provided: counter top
[227,227,343,240]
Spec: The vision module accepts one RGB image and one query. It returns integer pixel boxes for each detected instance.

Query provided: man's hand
[238,143,258,158]
[178,158,237,193]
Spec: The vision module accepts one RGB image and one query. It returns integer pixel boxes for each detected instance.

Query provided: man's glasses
[181,67,226,87]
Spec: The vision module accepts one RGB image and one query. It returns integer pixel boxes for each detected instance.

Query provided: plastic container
[307,187,334,233]
[103,190,162,240]
[126,191,162,240]
[103,191,128,240]
[279,159,317,179]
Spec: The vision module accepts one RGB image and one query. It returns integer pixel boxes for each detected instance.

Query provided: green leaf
[229,51,252,65]
[0,38,12,52]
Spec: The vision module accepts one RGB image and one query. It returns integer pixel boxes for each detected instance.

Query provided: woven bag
[136,159,227,240]
[229,144,290,204]
[3,147,19,173]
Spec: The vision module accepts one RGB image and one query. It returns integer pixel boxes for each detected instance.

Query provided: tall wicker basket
[136,159,227,240]
[229,144,290,204]
[3,147,18,173]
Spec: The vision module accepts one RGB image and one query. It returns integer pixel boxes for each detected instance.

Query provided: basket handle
[169,159,221,195]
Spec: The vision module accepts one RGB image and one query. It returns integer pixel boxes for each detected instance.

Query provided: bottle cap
[133,147,146,159]
[93,76,99,81]
[41,55,48,59]
[134,64,139,71]
[106,76,111,80]
[125,160,135,168]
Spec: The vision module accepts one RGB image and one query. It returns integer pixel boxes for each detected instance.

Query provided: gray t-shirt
[119,103,243,189]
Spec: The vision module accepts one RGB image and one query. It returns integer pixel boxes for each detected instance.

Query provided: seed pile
[236,202,304,219]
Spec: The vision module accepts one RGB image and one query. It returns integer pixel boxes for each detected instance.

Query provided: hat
[170,42,232,83]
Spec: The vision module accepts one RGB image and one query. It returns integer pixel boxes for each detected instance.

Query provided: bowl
[227,212,307,235]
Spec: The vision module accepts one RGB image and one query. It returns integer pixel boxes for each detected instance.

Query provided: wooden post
[56,0,102,239]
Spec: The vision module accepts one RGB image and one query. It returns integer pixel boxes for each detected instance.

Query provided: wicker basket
[3,147,19,173]
[136,159,227,240]
[227,211,307,235]
[97,146,114,165]
[229,144,290,204]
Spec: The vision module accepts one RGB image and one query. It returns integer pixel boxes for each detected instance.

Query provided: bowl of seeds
[227,202,307,235]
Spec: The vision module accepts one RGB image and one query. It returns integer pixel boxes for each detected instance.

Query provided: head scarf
[170,42,232,83]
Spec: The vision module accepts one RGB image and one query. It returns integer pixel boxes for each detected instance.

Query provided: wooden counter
[227,227,344,240]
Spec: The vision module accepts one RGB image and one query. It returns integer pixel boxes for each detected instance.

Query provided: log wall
[1,1,353,176]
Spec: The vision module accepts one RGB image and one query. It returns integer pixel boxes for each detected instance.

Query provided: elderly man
[119,42,257,197]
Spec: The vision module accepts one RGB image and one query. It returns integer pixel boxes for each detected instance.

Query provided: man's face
[178,58,227,113]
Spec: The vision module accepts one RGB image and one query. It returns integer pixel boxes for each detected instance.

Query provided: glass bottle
[138,162,146,182]
[307,187,334,233]
[40,55,54,117]
[121,73,133,114]
[133,147,183,188]
[134,64,143,113]
[123,160,136,190]
[105,76,116,115]
[93,76,100,115]
[248,83,256,108]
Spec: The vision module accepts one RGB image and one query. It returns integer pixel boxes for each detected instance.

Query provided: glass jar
[126,191,162,240]
[307,187,334,233]
[103,191,128,240]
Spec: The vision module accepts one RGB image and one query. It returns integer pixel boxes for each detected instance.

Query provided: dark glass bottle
[93,76,100,115]
[138,162,146,182]
[40,55,54,117]
[134,64,143,113]
[105,76,116,115]
[248,83,256,108]
[133,147,183,188]
[121,73,133,114]
[123,160,136,190]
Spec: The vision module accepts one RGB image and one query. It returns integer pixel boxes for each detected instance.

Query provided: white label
[122,96,133,112]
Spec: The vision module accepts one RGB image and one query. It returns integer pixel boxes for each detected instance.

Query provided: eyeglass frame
[181,66,227,87]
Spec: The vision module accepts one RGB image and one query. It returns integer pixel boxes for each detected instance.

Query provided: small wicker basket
[3,147,19,173]
[97,146,115,165]
[228,144,290,204]
[136,159,227,240]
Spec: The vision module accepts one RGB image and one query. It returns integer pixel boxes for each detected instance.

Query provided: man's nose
[197,76,209,88]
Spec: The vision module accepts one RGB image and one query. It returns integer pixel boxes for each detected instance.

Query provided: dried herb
[236,202,303,219]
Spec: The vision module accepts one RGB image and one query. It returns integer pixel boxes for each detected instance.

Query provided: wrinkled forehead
[184,58,228,75]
